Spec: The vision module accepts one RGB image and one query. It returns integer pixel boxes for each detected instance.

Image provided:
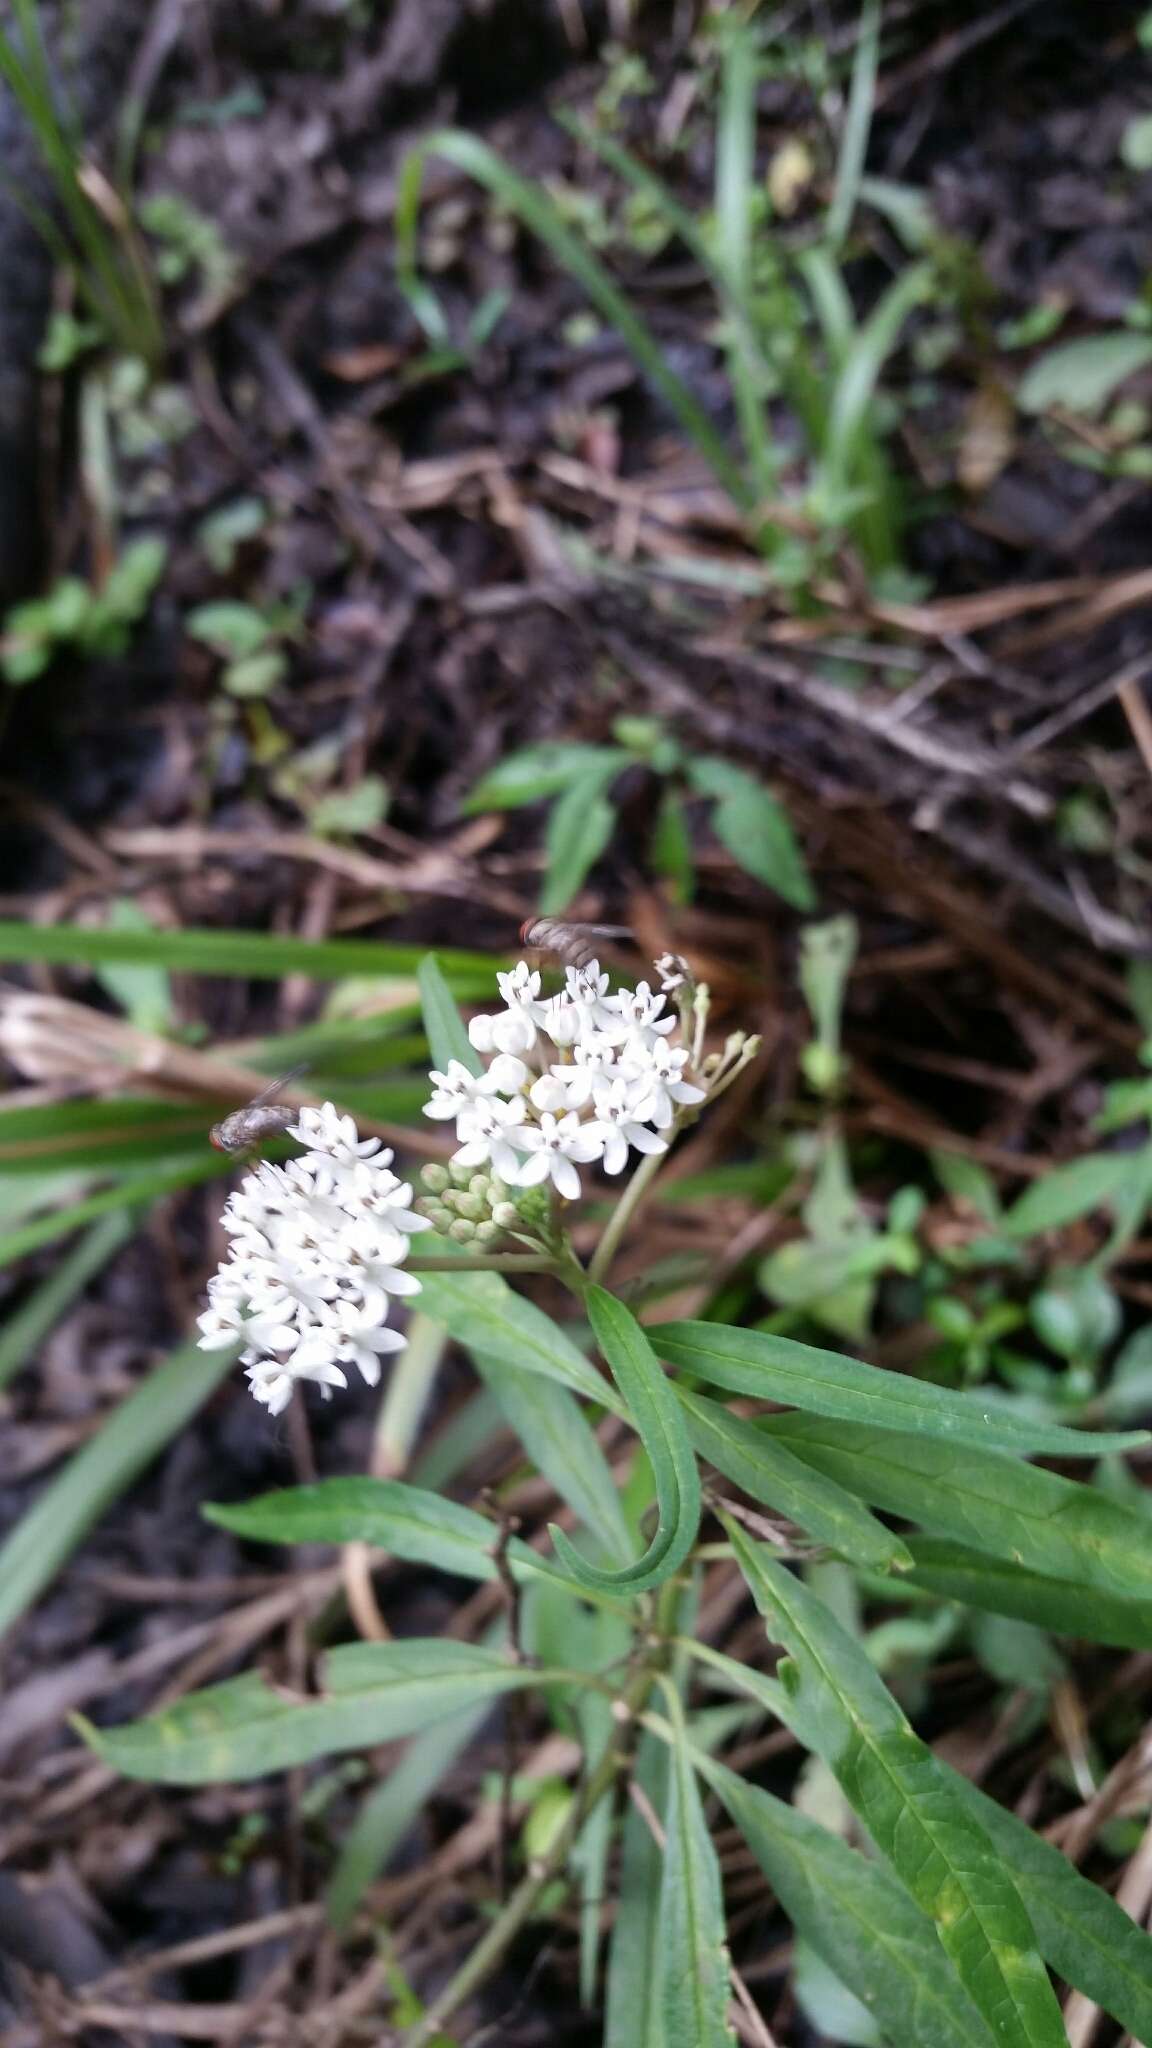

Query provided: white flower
[545,1039,618,1109]
[514,1111,604,1200]
[423,1058,499,1121]
[587,1079,669,1175]
[624,1040,706,1129]
[468,1005,538,1056]
[609,981,677,1046]
[197,1102,424,1414]
[452,1094,529,1179]
[486,1052,531,1095]
[539,996,582,1048]
[288,1103,386,1167]
[563,960,619,1033]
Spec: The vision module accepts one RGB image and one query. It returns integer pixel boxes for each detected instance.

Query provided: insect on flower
[519,919,631,972]
[209,1067,307,1154]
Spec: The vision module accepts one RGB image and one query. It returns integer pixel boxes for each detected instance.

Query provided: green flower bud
[492,1202,520,1230]
[449,1217,477,1243]
[450,1192,486,1222]
[489,1176,510,1205]
[474,1220,501,1246]
[421,1164,451,1194]
[468,1173,492,1200]
[449,1161,475,1189]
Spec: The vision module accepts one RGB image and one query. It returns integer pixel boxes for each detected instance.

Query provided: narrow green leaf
[701,1761,996,2048]
[689,1637,1152,2044]
[1004,1152,1136,1237]
[0,919,497,983]
[659,1691,734,2048]
[418,951,483,1077]
[0,1211,133,1389]
[415,1269,626,1415]
[82,1639,555,1784]
[827,0,881,248]
[688,760,815,910]
[676,1385,911,1573]
[550,1288,701,1594]
[725,1523,1066,2048]
[652,1320,1148,1456]
[605,1729,669,2048]
[902,1535,1152,1649]
[472,1345,632,1564]
[762,1415,1152,1602]
[0,1156,230,1271]
[951,1776,1152,2046]
[540,774,618,914]
[206,1478,505,1581]
[464,743,626,812]
[0,1337,240,1640]
[326,1696,493,1927]
[650,786,695,906]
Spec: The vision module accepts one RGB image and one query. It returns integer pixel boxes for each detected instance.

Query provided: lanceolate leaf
[688,760,815,911]
[652,1320,1148,1456]
[676,1385,911,1574]
[416,1269,625,1415]
[81,1640,558,1784]
[418,952,483,1077]
[901,1535,1152,1650]
[725,1522,1066,2048]
[550,1288,701,1594]
[701,1760,995,2048]
[464,742,626,812]
[206,1478,512,1582]
[691,1641,1152,2045]
[541,772,619,914]
[659,1691,735,2048]
[605,1730,669,2048]
[761,1415,1152,1602]
[1003,1152,1137,1238]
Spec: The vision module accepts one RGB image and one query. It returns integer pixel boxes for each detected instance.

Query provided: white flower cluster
[423,960,705,1200]
[197,1104,431,1415]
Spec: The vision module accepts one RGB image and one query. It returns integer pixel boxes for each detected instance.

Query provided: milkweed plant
[83,951,1152,2048]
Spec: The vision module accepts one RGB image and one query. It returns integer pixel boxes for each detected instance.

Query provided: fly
[519,919,631,971]
[209,1066,307,1153]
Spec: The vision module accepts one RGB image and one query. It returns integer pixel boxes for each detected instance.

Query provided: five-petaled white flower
[452,1094,529,1179]
[588,1078,670,1175]
[514,1111,605,1200]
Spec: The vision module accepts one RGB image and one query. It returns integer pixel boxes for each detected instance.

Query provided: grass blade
[0,1210,132,1389]
[0,1337,240,1640]
[659,1688,735,2047]
[827,0,882,249]
[605,1729,669,2048]
[418,951,483,1077]
[0,920,497,982]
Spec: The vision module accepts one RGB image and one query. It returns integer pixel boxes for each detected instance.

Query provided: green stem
[402,1632,672,2048]
[587,1146,671,1288]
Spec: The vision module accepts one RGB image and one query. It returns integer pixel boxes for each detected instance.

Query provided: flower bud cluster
[415,1161,524,1246]
[422,958,706,1202]
[196,1103,431,1415]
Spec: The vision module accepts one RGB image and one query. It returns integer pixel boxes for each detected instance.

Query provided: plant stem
[402,1644,670,2048]
[586,1147,669,1288]
[406,1254,558,1273]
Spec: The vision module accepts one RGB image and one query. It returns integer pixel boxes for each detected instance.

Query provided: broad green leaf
[901,1536,1152,1648]
[327,1695,493,1927]
[0,1211,132,1389]
[605,1729,668,2048]
[464,743,626,812]
[0,919,497,984]
[651,1320,1148,1456]
[659,1692,734,2048]
[550,1289,701,1594]
[1017,333,1152,416]
[83,1639,556,1783]
[540,771,619,914]
[725,1523,1065,2048]
[206,1478,507,1581]
[0,1337,239,1640]
[688,759,815,911]
[418,952,482,1077]
[471,1345,631,1565]
[762,1415,1152,1603]
[415,1269,625,1415]
[676,1385,911,1573]
[702,1761,995,2048]
[1003,1151,1136,1237]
